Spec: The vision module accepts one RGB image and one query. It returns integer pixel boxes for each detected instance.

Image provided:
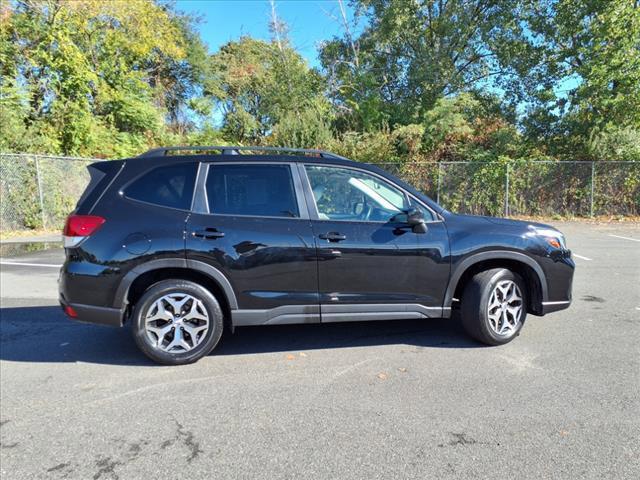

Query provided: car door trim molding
[231,303,444,326]
[232,304,321,326]
[191,161,208,213]
[321,303,443,322]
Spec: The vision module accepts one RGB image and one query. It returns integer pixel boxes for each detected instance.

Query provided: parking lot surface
[1,222,639,479]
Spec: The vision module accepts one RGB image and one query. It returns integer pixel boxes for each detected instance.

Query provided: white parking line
[608,234,640,243]
[573,254,592,261]
[0,261,62,268]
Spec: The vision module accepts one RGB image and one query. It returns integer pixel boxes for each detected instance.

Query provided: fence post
[34,157,46,229]
[436,162,442,204]
[504,163,510,217]
[590,161,595,217]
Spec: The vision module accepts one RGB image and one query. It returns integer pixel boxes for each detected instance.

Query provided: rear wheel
[131,280,224,365]
[460,268,527,346]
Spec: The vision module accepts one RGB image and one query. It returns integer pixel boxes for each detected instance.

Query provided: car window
[125,163,197,210]
[206,164,299,217]
[409,198,436,222]
[305,165,408,222]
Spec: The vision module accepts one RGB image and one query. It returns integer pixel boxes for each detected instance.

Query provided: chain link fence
[1,153,638,233]
[375,160,639,218]
[0,154,92,232]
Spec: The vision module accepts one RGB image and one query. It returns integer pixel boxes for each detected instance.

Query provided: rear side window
[125,163,197,210]
[76,161,123,212]
[206,164,299,217]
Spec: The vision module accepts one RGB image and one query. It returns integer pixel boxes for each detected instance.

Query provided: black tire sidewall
[461,268,527,346]
[131,280,224,365]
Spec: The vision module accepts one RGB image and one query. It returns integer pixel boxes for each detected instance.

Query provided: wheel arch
[114,259,238,325]
[445,251,548,316]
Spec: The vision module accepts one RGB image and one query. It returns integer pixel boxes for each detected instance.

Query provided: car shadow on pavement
[0,306,481,366]
[215,317,480,357]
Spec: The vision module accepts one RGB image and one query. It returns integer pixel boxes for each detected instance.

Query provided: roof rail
[138,146,349,160]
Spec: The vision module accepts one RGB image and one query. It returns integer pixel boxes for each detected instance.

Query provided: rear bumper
[59,296,123,327]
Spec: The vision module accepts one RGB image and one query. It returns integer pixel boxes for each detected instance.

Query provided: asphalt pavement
[1,221,638,479]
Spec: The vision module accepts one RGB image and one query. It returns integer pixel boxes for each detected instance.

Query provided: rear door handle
[192,228,225,239]
[319,232,346,242]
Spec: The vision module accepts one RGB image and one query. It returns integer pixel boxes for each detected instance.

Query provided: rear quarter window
[75,160,123,213]
[125,163,197,210]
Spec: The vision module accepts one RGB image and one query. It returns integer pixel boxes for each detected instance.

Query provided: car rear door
[186,161,319,325]
[299,163,450,321]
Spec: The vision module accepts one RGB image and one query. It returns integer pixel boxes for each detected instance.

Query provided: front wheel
[131,280,224,365]
[460,268,527,346]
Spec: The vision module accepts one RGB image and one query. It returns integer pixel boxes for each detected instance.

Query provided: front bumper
[541,300,572,315]
[537,252,574,315]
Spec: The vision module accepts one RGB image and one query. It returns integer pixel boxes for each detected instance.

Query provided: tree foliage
[321,0,640,161]
[205,36,330,143]
[0,0,638,163]
[320,0,534,130]
[521,0,640,158]
[0,0,206,157]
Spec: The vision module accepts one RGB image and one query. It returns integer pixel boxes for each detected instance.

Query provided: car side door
[186,161,319,325]
[299,163,450,321]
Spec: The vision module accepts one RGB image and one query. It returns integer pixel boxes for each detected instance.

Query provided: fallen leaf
[398,367,408,373]
[285,354,295,360]
[299,352,307,357]
[376,372,388,380]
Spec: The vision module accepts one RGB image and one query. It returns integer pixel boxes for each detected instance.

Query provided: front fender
[443,250,548,310]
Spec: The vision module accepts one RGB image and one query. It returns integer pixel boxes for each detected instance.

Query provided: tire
[460,268,527,346]
[131,279,224,365]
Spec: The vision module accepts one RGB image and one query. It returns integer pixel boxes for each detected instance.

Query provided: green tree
[205,36,330,143]
[422,93,522,162]
[270,100,334,149]
[320,0,535,130]
[0,0,206,157]
[520,0,640,158]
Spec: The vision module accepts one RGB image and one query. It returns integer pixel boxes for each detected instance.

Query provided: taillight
[63,214,105,247]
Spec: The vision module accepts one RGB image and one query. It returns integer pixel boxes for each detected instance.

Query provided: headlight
[533,228,567,249]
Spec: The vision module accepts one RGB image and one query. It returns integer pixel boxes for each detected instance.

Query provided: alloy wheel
[487,280,523,336]
[144,293,210,353]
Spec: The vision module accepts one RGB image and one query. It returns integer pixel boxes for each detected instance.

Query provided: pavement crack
[449,432,476,446]
[160,438,175,449]
[47,463,71,473]
[438,432,477,447]
[93,456,122,480]
[173,418,203,463]
[581,295,605,303]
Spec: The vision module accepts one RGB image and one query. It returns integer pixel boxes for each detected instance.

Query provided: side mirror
[406,208,428,234]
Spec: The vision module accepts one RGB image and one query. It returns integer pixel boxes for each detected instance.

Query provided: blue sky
[176,0,362,68]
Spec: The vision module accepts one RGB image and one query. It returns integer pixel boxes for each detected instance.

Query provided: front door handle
[319,232,346,242]
[192,228,225,239]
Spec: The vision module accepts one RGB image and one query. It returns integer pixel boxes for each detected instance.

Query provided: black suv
[59,146,574,364]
